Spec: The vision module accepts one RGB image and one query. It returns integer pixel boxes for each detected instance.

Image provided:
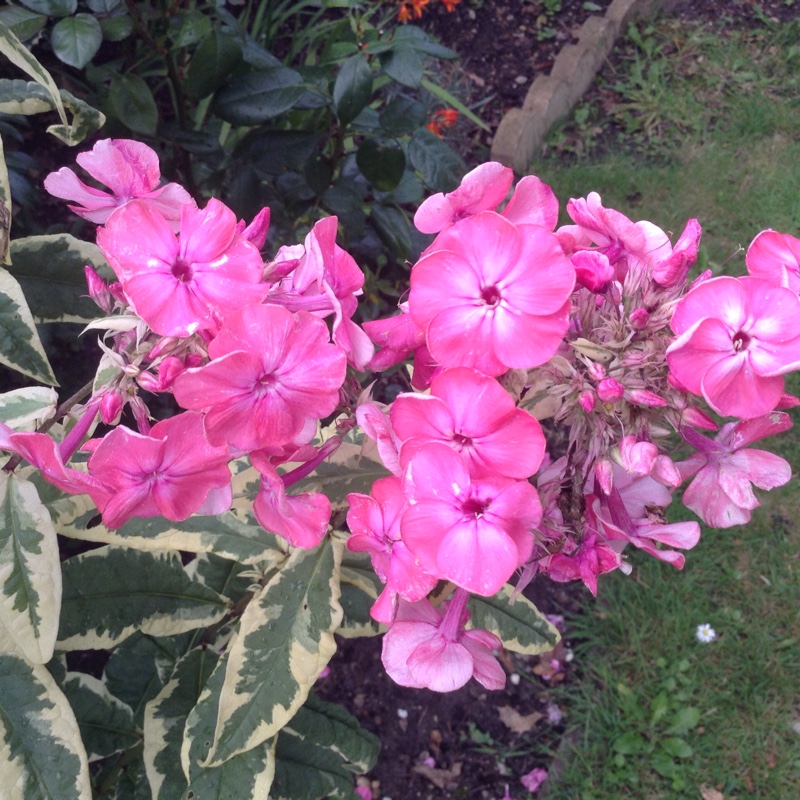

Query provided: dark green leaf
[666,706,701,735]
[304,153,333,196]
[613,731,647,755]
[379,96,425,135]
[369,204,411,261]
[109,73,158,135]
[322,178,365,216]
[380,46,423,89]
[661,736,693,759]
[356,138,405,191]
[214,67,306,124]
[100,14,133,42]
[333,54,372,126]
[408,128,466,192]
[185,28,243,98]
[169,9,211,49]
[0,7,47,41]
[377,170,424,205]
[390,25,457,59]
[51,14,102,69]
[18,0,76,16]
[86,0,123,12]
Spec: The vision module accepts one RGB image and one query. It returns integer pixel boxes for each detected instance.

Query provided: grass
[526,13,800,800]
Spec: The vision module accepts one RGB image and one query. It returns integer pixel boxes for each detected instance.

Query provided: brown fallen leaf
[699,783,725,800]
[413,761,462,790]
[498,705,544,734]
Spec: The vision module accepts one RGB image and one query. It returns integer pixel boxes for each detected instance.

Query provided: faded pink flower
[409,212,575,376]
[746,229,800,294]
[97,199,269,337]
[667,276,800,418]
[402,443,541,595]
[173,304,346,452]
[520,767,548,793]
[44,138,193,226]
[381,592,505,692]
[390,367,545,480]
[677,413,792,527]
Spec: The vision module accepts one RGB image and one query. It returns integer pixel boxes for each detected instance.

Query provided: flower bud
[629,307,650,330]
[578,389,596,413]
[680,406,719,431]
[597,377,624,403]
[84,266,112,313]
[100,391,123,425]
[595,458,614,495]
[587,361,606,381]
[625,388,667,407]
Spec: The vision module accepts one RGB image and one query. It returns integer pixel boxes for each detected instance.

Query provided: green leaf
[57,547,230,650]
[7,234,109,323]
[189,552,255,601]
[467,585,560,655]
[333,55,373,126]
[58,508,288,567]
[666,706,701,735]
[337,549,382,638]
[379,96,425,136]
[213,67,306,125]
[408,128,466,193]
[19,0,77,16]
[0,653,91,799]
[272,695,379,799]
[143,648,219,800]
[661,736,693,759]
[356,138,405,192]
[613,731,647,755]
[0,7,47,42]
[0,474,61,665]
[62,672,139,760]
[169,9,211,49]
[109,74,158,136]
[198,537,344,766]
[380,46,423,89]
[86,0,123,12]
[99,14,133,42]
[0,136,11,265]
[46,89,105,145]
[181,654,276,798]
[51,14,102,69]
[369,204,412,261]
[185,28,242,98]
[650,749,680,778]
[390,25,458,59]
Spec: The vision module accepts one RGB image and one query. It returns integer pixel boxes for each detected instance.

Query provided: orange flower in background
[425,109,460,137]
[397,0,430,22]
[441,0,461,11]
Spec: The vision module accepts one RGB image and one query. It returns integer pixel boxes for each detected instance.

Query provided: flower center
[732,331,750,351]
[462,496,488,520]
[452,432,472,450]
[172,259,194,283]
[480,285,502,307]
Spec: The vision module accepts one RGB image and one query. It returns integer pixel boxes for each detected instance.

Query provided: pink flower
[390,367,545,480]
[409,212,575,376]
[667,276,800,418]
[84,412,232,529]
[97,199,268,337]
[346,477,438,623]
[538,531,624,596]
[381,592,505,692]
[402,443,541,595]
[677,413,792,527]
[520,767,548,793]
[173,304,346,452]
[746,229,800,294]
[44,138,193,226]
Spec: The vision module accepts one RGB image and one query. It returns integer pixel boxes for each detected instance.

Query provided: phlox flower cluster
[3,141,798,696]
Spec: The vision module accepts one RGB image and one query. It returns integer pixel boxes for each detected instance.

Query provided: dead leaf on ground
[497,705,544,734]
[699,783,725,800]
[413,761,462,789]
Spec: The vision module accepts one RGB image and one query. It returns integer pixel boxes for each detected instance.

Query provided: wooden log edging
[490,0,666,173]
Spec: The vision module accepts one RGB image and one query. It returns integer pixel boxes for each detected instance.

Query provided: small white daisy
[695,623,717,643]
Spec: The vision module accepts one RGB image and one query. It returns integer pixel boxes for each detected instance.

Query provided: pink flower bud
[625,388,667,407]
[587,361,606,381]
[680,406,719,431]
[100,391,123,424]
[84,266,112,312]
[597,377,624,402]
[578,389,596,413]
[630,307,650,330]
[108,281,127,307]
[595,458,614,494]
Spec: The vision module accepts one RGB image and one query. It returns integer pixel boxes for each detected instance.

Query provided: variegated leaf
[0,267,57,384]
[0,473,61,664]
[47,89,105,146]
[143,648,219,800]
[0,133,10,265]
[57,547,229,650]
[338,549,382,638]
[62,671,139,761]
[7,234,109,323]
[93,744,150,800]
[199,537,344,766]
[188,552,256,602]
[468,585,560,655]
[180,652,276,799]
[0,652,91,800]
[0,386,58,430]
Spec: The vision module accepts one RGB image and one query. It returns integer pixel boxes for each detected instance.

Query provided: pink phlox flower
[537,530,624,596]
[173,304,346,453]
[44,138,194,227]
[667,276,800,418]
[651,218,702,287]
[354,787,372,800]
[402,443,541,595]
[414,162,514,234]
[97,199,269,337]
[84,412,232,529]
[237,206,271,250]
[409,211,575,376]
[500,175,559,229]
[250,450,331,549]
[390,367,546,480]
[677,413,792,528]
[268,216,374,369]
[346,476,437,623]
[381,592,505,692]
[558,192,671,283]
[572,250,615,292]
[363,302,425,366]
[614,436,680,487]
[746,229,800,294]
[356,401,403,476]
[520,767,548,793]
